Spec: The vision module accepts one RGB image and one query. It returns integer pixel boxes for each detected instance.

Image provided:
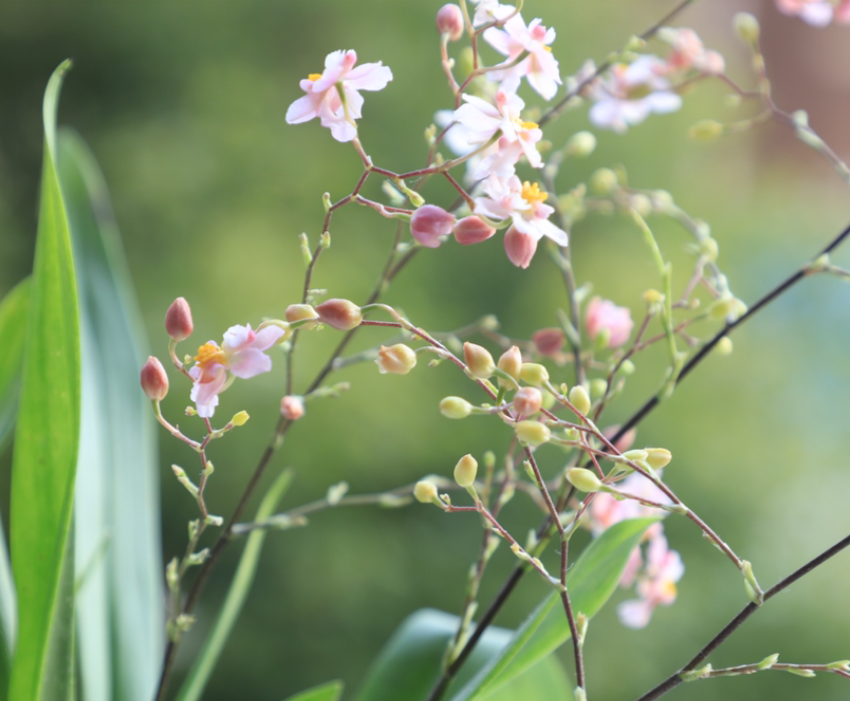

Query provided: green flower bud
[589,167,619,195]
[645,448,672,469]
[689,120,724,141]
[453,454,478,488]
[515,420,551,446]
[565,131,596,158]
[568,385,591,416]
[414,480,440,504]
[566,467,602,493]
[715,337,733,355]
[520,362,550,386]
[464,342,496,379]
[590,378,608,400]
[497,345,522,388]
[734,12,760,44]
[440,396,473,419]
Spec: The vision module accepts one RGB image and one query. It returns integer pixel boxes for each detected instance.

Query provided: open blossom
[483,14,562,99]
[470,0,515,27]
[618,534,684,628]
[585,296,634,348]
[775,0,850,24]
[190,323,285,418]
[588,56,682,134]
[285,49,392,142]
[659,27,725,75]
[474,175,568,265]
[453,90,543,178]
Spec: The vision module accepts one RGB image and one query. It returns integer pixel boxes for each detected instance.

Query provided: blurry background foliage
[2,0,850,699]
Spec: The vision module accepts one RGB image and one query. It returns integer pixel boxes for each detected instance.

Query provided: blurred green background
[3,0,850,699]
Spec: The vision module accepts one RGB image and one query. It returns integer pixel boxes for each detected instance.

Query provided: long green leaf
[0,277,31,451]
[482,655,572,701]
[8,59,80,701]
[280,679,343,701]
[175,469,295,701]
[57,128,164,701]
[449,517,658,701]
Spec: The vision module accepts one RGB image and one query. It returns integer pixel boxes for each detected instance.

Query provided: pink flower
[775,0,849,24]
[617,534,684,628]
[453,90,543,178]
[585,296,634,348]
[474,175,569,262]
[659,28,725,75]
[483,15,562,100]
[190,323,285,418]
[588,56,682,134]
[286,50,393,142]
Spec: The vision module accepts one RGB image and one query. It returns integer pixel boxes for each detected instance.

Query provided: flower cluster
[774,0,850,25]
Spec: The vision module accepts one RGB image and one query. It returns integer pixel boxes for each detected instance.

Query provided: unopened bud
[532,327,565,357]
[463,342,496,379]
[520,362,549,386]
[140,356,169,401]
[515,420,551,446]
[453,215,495,245]
[513,386,543,416]
[165,297,194,342]
[316,298,363,330]
[734,12,760,44]
[504,226,538,269]
[715,336,733,355]
[376,344,417,375]
[565,131,596,158]
[453,454,478,488]
[440,396,473,419]
[568,385,591,416]
[497,346,522,388]
[645,448,672,469]
[590,168,618,195]
[689,120,724,141]
[436,4,464,41]
[231,410,249,426]
[414,480,440,504]
[699,237,719,262]
[285,304,319,330]
[590,378,608,400]
[630,194,652,217]
[566,467,602,493]
[280,395,305,421]
[410,204,455,248]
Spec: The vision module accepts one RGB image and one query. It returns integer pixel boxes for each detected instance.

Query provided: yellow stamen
[194,342,226,368]
[308,73,322,81]
[521,120,539,130]
[521,181,549,205]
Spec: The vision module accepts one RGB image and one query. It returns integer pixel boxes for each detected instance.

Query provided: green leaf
[482,655,573,701]
[0,277,31,451]
[174,469,295,701]
[8,58,81,701]
[352,608,513,701]
[56,128,163,701]
[280,679,343,701]
[449,517,658,701]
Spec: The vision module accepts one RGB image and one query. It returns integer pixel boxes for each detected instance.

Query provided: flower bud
[504,226,538,269]
[165,297,193,342]
[689,120,724,141]
[733,12,760,44]
[440,396,472,419]
[520,362,549,387]
[645,448,672,469]
[140,356,169,401]
[436,4,464,41]
[280,395,305,421]
[376,343,417,375]
[515,420,551,446]
[316,298,363,330]
[565,131,596,158]
[590,168,618,195]
[230,410,250,426]
[285,303,319,330]
[453,215,496,245]
[715,336,733,355]
[513,386,542,416]
[463,342,495,379]
[590,378,608,400]
[532,327,565,357]
[453,454,478,488]
[568,385,591,416]
[497,346,522,388]
[566,467,602,493]
[414,480,440,504]
[410,204,455,248]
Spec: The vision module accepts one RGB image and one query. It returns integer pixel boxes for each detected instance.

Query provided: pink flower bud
[316,298,363,330]
[140,356,169,401]
[504,226,538,269]
[463,342,496,379]
[165,297,193,342]
[453,216,496,245]
[585,297,634,348]
[513,386,543,416]
[410,204,455,248]
[280,395,305,421]
[532,327,565,356]
[436,4,464,41]
[376,344,417,374]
